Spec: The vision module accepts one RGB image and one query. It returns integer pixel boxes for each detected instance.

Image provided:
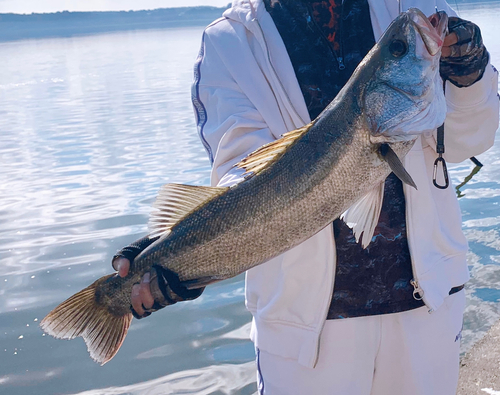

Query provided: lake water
[1,3,499,394]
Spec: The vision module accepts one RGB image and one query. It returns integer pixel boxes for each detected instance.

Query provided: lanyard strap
[433,78,450,189]
[432,122,450,189]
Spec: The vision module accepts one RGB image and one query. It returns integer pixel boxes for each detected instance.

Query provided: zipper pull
[337,57,346,70]
[410,279,424,301]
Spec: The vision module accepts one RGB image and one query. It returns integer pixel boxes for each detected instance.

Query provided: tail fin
[40,275,133,365]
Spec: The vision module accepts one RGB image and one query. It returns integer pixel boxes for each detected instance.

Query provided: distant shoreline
[1,0,496,42]
[0,7,229,42]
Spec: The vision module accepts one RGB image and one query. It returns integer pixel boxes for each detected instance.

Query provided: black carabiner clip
[433,155,449,189]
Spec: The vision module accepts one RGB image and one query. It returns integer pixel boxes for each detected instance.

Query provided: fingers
[131,272,155,317]
[139,273,155,309]
[112,257,130,278]
[443,32,458,47]
[131,284,144,316]
[442,19,480,59]
[442,32,458,58]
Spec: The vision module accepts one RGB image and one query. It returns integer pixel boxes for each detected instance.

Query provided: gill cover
[364,8,447,138]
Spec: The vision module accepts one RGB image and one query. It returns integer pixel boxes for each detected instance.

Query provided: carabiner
[433,155,449,189]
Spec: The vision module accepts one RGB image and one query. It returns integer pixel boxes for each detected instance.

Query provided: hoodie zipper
[314,225,336,368]
[406,183,425,306]
[410,279,424,301]
[305,0,346,70]
[404,160,434,314]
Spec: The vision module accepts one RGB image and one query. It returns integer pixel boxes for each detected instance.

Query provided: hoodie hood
[223,0,264,26]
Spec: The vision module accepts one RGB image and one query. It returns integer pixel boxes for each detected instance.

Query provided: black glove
[113,236,205,319]
[440,16,489,88]
[112,234,159,264]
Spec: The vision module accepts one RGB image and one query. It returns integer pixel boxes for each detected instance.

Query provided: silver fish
[41,8,448,364]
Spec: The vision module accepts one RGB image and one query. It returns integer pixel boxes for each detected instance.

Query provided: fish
[41,8,449,364]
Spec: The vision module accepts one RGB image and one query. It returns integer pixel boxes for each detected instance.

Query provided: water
[0,3,499,394]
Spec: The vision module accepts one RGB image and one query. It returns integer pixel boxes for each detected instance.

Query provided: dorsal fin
[148,184,228,238]
[235,122,315,178]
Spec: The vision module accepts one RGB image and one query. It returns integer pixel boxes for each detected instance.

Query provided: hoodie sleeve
[438,63,499,163]
[423,62,499,163]
[427,0,499,163]
[192,20,284,188]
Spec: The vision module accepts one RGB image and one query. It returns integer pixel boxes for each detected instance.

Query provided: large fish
[41,8,449,364]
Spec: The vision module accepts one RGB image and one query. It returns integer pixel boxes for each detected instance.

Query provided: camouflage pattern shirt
[264,0,426,319]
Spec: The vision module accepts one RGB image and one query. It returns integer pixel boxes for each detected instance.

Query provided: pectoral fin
[379,144,417,190]
[341,183,385,249]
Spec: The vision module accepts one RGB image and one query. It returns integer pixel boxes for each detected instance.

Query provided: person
[112,0,499,393]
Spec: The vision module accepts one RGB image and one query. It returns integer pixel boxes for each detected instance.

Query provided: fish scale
[41,8,449,365]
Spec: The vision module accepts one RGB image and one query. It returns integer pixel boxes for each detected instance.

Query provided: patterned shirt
[264,0,425,319]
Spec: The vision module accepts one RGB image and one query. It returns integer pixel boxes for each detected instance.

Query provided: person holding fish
[41,0,498,394]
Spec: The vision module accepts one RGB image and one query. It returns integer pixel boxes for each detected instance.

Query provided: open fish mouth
[409,8,448,56]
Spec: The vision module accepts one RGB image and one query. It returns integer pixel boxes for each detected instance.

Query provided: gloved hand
[112,235,159,276]
[112,236,204,319]
[440,16,489,88]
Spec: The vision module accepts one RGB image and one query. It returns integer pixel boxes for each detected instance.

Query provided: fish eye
[389,39,408,57]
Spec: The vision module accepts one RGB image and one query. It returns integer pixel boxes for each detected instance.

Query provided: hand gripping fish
[41,9,449,364]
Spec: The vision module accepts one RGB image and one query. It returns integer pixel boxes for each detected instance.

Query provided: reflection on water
[0,26,254,395]
[0,2,499,394]
[70,361,256,395]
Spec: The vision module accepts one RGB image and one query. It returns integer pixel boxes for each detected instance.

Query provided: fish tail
[40,274,133,365]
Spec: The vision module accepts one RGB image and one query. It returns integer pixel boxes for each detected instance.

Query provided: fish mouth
[408,8,448,56]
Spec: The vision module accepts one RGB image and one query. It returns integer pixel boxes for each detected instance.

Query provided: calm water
[0,3,499,394]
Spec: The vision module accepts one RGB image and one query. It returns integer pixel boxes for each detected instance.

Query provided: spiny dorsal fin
[340,182,385,248]
[148,184,228,238]
[235,122,315,177]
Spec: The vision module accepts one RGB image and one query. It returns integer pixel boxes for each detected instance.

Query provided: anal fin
[181,276,220,290]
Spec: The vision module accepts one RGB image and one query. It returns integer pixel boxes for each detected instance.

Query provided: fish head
[363,8,448,143]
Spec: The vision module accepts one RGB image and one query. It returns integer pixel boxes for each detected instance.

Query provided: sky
[0,0,230,14]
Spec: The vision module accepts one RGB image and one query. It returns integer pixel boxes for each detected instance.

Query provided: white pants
[256,291,465,395]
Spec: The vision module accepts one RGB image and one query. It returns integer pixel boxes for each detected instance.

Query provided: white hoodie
[192,0,499,368]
